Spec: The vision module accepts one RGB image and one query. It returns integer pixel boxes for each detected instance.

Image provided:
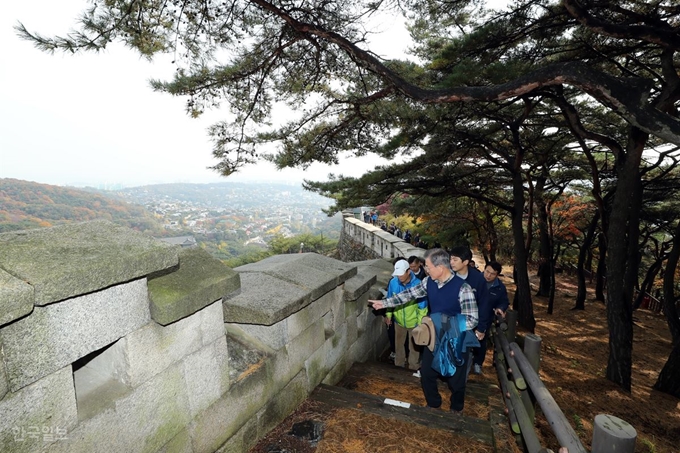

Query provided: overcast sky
[0,1,414,188]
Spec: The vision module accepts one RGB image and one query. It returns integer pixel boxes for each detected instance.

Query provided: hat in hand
[392,260,410,276]
[412,316,436,352]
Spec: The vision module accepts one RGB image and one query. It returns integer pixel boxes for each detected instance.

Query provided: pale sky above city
[0,1,507,188]
[0,1,406,188]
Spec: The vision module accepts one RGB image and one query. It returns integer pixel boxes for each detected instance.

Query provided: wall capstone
[148,247,240,326]
[0,268,33,328]
[223,253,356,325]
[0,220,178,307]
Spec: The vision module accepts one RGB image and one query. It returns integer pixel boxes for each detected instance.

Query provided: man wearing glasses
[369,248,478,413]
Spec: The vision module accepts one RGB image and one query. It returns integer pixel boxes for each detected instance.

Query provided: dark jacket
[488,278,509,313]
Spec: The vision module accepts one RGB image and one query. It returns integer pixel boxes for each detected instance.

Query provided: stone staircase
[301,360,515,452]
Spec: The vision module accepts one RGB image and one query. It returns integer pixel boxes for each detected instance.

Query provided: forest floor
[250,269,679,453]
[518,269,679,453]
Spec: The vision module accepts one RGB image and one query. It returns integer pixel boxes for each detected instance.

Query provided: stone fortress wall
[0,219,396,453]
[337,212,425,263]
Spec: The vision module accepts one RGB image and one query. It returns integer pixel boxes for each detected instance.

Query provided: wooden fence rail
[491,312,637,453]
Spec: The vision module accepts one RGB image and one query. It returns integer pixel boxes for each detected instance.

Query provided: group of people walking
[369,247,509,414]
[361,211,425,248]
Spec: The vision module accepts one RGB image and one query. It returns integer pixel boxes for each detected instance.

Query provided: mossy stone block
[0,220,178,306]
[148,247,240,326]
[0,268,33,328]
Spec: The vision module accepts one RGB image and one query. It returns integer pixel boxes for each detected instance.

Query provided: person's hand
[494,308,506,319]
[368,299,384,310]
[384,317,392,326]
[476,330,485,341]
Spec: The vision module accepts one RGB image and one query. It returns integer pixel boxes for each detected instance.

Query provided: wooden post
[591,414,637,453]
[523,334,542,373]
[509,343,588,453]
[505,309,518,342]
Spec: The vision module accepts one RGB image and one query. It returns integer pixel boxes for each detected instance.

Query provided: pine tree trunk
[654,341,680,398]
[511,172,536,332]
[604,128,646,392]
[633,260,661,310]
[574,211,600,310]
[595,232,607,302]
[485,206,498,263]
[535,176,552,297]
[663,220,680,345]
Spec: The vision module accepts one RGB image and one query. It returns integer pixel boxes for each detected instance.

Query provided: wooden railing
[491,312,637,453]
[634,289,664,314]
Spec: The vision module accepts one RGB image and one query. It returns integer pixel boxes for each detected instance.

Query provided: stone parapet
[148,247,240,326]
[0,221,389,453]
[223,253,356,325]
[339,215,425,262]
[0,220,178,307]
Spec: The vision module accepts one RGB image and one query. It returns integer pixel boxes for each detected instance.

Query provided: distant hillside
[114,181,331,209]
[0,179,163,234]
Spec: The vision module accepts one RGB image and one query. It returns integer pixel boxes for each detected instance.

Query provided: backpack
[429,313,479,377]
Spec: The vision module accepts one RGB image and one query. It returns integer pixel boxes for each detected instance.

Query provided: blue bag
[430,313,479,377]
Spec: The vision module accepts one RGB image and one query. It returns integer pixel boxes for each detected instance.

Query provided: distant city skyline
[0,1,411,188]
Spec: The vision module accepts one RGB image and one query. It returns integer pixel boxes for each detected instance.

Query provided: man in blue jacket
[369,249,479,413]
[471,261,509,374]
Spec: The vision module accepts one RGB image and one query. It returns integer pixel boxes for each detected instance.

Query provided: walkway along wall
[338,212,424,262]
[0,220,390,453]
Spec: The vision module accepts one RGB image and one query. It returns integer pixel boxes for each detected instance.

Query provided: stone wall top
[341,215,425,262]
[148,247,241,326]
[0,220,178,312]
[0,268,33,327]
[223,253,356,325]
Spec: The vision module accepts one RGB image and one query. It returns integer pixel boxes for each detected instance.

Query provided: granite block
[226,253,356,325]
[148,247,240,326]
[0,220,178,306]
[0,366,78,453]
[123,306,202,388]
[223,273,311,326]
[1,279,151,391]
[200,300,226,346]
[189,359,271,453]
[213,417,257,453]
[285,290,332,340]
[352,258,394,288]
[342,268,377,301]
[183,335,230,418]
[256,371,307,438]
[285,319,325,377]
[0,268,33,328]
[158,428,192,453]
[46,362,191,453]
[0,348,7,400]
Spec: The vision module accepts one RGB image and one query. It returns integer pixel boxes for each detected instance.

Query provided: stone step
[309,383,495,445]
